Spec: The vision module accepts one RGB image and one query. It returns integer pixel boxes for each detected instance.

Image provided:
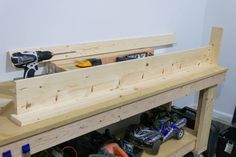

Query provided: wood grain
[194,86,217,153]
[9,34,175,62]
[13,47,212,116]
[142,131,196,157]
[209,27,223,64]
[0,70,226,147]
[0,72,225,155]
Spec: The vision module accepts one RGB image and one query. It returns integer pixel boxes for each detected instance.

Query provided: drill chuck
[37,51,53,62]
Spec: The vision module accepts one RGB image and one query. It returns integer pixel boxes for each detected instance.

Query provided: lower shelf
[142,131,196,157]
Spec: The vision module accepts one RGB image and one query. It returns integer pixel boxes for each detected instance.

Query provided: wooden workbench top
[0,65,227,147]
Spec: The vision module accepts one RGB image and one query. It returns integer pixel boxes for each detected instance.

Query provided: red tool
[102,143,128,157]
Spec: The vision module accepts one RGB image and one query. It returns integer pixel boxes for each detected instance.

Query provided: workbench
[0,27,227,157]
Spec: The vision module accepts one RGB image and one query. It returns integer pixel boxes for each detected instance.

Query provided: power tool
[11,51,53,78]
[75,58,102,68]
[116,52,152,62]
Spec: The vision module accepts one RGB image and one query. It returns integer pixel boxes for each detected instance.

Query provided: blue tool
[2,151,12,157]
[22,144,31,157]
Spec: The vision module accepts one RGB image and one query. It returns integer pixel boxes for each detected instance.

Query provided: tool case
[216,127,236,157]
[172,106,220,157]
[171,106,196,129]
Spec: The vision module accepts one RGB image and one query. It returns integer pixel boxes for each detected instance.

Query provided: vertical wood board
[14,47,212,114]
[9,34,175,62]
[11,68,227,126]
[194,86,217,153]
[209,27,223,64]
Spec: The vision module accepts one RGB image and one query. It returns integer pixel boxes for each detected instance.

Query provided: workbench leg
[193,85,217,154]
[163,102,172,111]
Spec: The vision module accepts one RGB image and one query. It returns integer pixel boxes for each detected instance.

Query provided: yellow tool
[75,60,93,68]
[75,58,102,68]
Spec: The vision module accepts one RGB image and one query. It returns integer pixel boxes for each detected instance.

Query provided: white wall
[202,0,236,122]
[0,0,207,83]
[1,0,234,125]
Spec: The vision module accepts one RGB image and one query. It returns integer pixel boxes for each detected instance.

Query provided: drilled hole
[26,102,32,109]
[179,64,182,69]
[117,80,121,88]
[55,95,58,102]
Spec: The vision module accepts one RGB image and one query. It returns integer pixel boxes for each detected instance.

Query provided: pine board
[142,131,196,157]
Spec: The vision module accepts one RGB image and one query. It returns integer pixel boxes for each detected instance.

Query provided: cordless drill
[11,51,53,78]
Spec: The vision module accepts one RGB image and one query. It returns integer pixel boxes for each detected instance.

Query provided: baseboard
[212,109,233,124]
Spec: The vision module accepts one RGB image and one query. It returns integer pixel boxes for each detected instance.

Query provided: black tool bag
[204,122,220,157]
[216,127,236,157]
[232,106,236,126]
[172,106,196,129]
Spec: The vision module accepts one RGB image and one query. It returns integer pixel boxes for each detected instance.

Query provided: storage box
[216,127,236,157]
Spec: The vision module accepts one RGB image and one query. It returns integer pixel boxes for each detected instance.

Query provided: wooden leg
[163,102,172,111]
[193,85,217,154]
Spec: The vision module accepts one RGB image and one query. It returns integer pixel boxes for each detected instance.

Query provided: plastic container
[216,127,236,157]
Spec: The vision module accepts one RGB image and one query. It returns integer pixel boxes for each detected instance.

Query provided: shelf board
[142,131,196,157]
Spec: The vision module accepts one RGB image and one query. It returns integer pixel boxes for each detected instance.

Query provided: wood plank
[163,102,172,111]
[9,34,175,62]
[142,131,196,157]
[0,107,121,157]
[209,27,223,64]
[0,69,225,145]
[11,66,227,126]
[193,86,217,153]
[0,70,226,146]
[0,97,13,115]
[0,97,196,156]
[13,47,212,116]
[0,81,15,115]
[1,70,222,155]
[0,81,16,98]
[193,27,223,154]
